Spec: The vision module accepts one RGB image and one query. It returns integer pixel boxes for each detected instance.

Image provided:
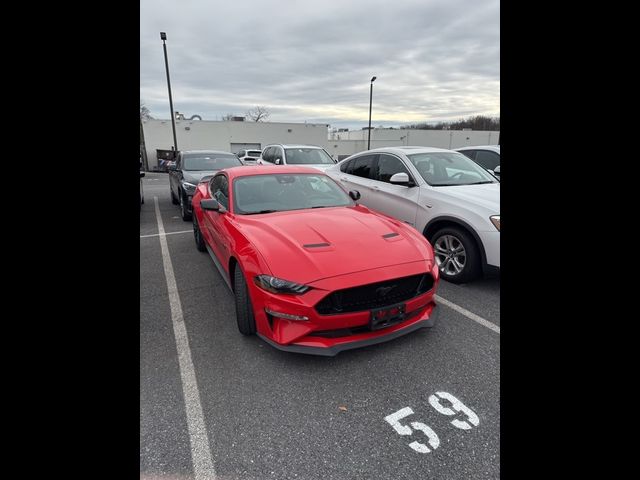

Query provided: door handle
[370,185,380,190]
[340,177,347,181]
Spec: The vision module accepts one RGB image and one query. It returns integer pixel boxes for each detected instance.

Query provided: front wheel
[233,267,256,335]
[431,227,481,284]
[193,213,206,252]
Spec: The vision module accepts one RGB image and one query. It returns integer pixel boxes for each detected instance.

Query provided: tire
[233,266,256,335]
[430,226,481,284]
[171,187,179,205]
[180,192,192,221]
[193,213,206,252]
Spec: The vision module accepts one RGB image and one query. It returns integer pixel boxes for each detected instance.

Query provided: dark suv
[169,150,242,220]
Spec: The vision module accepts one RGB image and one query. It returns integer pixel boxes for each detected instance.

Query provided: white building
[141,118,499,168]
[141,118,329,169]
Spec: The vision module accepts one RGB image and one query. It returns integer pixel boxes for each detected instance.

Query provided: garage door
[230,143,262,154]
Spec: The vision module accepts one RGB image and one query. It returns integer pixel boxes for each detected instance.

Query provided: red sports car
[191,165,440,356]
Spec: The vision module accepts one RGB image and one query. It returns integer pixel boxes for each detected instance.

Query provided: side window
[349,155,376,179]
[474,150,500,170]
[273,147,284,163]
[340,159,353,174]
[459,150,476,160]
[263,147,273,163]
[238,150,245,158]
[210,174,229,210]
[375,154,411,183]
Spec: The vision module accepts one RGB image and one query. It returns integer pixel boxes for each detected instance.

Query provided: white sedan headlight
[490,215,500,231]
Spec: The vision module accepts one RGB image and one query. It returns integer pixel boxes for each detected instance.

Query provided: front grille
[315,273,434,315]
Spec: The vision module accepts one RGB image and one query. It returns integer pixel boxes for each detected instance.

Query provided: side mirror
[390,172,414,186]
[169,164,177,171]
[349,190,361,201]
[493,165,500,176]
[275,158,282,165]
[140,171,145,178]
[200,199,220,211]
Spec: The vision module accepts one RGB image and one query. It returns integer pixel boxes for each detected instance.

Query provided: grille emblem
[376,285,397,297]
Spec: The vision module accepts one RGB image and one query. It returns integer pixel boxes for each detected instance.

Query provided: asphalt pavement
[140,172,500,480]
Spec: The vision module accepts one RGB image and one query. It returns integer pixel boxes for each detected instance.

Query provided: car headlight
[490,215,500,231]
[182,181,197,193]
[254,275,310,294]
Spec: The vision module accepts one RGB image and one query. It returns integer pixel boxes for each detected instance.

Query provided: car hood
[434,183,500,213]
[234,205,433,284]
[182,170,219,184]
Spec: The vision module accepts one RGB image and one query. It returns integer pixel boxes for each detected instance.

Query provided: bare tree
[246,106,271,122]
[140,102,153,120]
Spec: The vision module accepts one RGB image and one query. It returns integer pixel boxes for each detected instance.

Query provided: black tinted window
[262,147,273,163]
[211,174,229,209]
[350,155,375,179]
[459,150,476,160]
[340,159,353,173]
[375,154,410,183]
[183,154,240,171]
[474,150,500,170]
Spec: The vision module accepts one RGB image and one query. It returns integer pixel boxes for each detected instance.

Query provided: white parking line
[140,230,192,239]
[153,197,217,480]
[435,294,500,334]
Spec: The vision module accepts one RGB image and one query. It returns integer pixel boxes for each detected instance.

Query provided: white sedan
[325,146,499,283]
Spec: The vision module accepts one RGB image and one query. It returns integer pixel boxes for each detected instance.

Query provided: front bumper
[250,261,440,356]
[257,304,438,356]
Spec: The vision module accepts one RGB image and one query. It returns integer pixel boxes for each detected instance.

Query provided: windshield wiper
[464,181,495,185]
[242,209,278,215]
[311,205,331,209]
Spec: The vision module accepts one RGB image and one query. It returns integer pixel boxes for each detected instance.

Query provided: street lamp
[368,76,377,150]
[160,32,179,156]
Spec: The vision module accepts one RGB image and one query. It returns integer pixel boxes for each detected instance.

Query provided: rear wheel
[233,267,256,335]
[193,213,206,252]
[431,226,481,284]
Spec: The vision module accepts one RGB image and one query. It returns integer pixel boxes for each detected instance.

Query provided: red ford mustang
[191,165,440,356]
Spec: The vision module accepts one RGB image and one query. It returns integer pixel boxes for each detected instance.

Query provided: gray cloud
[141,0,499,129]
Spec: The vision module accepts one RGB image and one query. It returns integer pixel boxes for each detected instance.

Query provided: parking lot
[140,171,500,479]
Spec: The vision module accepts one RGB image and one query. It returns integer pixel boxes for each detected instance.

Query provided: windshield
[407,152,498,186]
[233,173,353,214]
[284,148,336,165]
[184,154,240,171]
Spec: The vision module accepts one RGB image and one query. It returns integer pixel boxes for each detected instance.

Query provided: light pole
[160,32,178,156]
[368,76,376,150]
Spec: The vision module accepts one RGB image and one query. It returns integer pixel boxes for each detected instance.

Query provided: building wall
[324,129,500,158]
[142,119,329,168]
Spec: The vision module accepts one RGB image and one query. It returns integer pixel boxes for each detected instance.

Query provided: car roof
[360,146,457,155]
[264,144,324,149]
[217,165,326,180]
[455,145,500,151]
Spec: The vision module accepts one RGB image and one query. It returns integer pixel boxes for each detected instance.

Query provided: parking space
[140,172,500,479]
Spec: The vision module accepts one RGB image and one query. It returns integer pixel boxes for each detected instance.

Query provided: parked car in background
[455,145,500,179]
[257,144,337,172]
[325,147,499,283]
[236,149,263,165]
[140,160,145,211]
[191,165,440,356]
[169,150,242,221]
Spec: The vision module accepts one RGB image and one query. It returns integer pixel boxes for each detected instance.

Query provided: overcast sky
[140,0,499,130]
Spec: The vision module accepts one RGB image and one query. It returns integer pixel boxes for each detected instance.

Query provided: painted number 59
[384,407,440,453]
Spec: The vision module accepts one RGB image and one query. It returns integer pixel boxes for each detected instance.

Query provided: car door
[365,153,420,228]
[169,152,181,196]
[202,173,232,265]
[334,154,378,206]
